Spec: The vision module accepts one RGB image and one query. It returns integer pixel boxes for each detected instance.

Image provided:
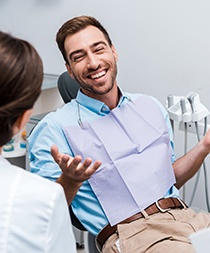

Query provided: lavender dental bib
[63,96,175,225]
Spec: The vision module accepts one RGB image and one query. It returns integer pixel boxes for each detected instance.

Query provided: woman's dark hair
[56,15,112,64]
[0,31,43,146]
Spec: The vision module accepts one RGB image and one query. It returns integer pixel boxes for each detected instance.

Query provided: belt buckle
[176,197,188,209]
[155,199,171,212]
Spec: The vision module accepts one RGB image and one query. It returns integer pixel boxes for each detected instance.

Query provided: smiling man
[61,22,119,108]
[29,16,210,253]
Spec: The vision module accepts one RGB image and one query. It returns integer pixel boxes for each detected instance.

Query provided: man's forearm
[56,174,82,205]
[173,137,209,189]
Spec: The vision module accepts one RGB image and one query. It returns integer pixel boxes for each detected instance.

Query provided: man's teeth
[91,71,106,79]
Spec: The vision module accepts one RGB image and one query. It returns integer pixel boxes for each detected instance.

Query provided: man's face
[64,26,118,98]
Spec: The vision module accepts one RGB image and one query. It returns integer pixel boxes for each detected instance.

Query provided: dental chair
[57,71,80,103]
[57,71,99,253]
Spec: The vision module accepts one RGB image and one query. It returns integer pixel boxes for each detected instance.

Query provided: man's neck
[102,86,120,110]
[82,84,120,110]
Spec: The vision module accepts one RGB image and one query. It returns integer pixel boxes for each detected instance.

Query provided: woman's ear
[12,109,33,136]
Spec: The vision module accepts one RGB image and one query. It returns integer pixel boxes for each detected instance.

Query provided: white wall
[1,0,210,210]
[1,0,210,104]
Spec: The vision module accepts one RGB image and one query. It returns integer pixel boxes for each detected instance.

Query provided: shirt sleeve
[28,114,74,181]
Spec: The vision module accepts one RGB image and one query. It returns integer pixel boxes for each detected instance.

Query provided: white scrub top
[0,155,76,253]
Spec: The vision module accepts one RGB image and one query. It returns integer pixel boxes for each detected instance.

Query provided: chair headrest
[57,72,80,103]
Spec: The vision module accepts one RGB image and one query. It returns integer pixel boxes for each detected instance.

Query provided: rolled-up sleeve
[28,113,74,181]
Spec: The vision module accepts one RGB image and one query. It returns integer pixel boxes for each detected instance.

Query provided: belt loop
[141,210,149,219]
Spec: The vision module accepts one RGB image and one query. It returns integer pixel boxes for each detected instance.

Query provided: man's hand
[51,144,102,204]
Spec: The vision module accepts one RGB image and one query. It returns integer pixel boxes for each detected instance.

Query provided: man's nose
[87,53,99,70]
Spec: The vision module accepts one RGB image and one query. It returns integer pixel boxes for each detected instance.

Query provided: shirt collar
[76,87,131,115]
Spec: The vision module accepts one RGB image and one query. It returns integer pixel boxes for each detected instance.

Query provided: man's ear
[13,109,33,136]
[65,63,75,79]
[111,45,118,62]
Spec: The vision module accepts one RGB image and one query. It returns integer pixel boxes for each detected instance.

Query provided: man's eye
[73,55,84,62]
[95,47,105,53]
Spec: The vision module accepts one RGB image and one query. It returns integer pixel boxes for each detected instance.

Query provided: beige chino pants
[102,208,210,253]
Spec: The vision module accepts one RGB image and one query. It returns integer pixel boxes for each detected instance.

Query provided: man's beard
[72,63,118,96]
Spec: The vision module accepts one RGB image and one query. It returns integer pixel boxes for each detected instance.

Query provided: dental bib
[63,95,175,226]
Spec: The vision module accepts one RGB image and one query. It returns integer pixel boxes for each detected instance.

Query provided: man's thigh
[107,208,210,253]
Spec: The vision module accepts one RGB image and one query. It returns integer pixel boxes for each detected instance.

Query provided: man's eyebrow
[69,41,108,60]
[90,41,107,49]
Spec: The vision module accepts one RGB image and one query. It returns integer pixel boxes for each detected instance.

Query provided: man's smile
[88,70,106,79]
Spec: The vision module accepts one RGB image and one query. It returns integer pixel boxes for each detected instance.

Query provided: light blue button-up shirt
[29,89,179,235]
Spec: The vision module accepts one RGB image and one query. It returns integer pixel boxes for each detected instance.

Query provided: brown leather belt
[96,197,187,251]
